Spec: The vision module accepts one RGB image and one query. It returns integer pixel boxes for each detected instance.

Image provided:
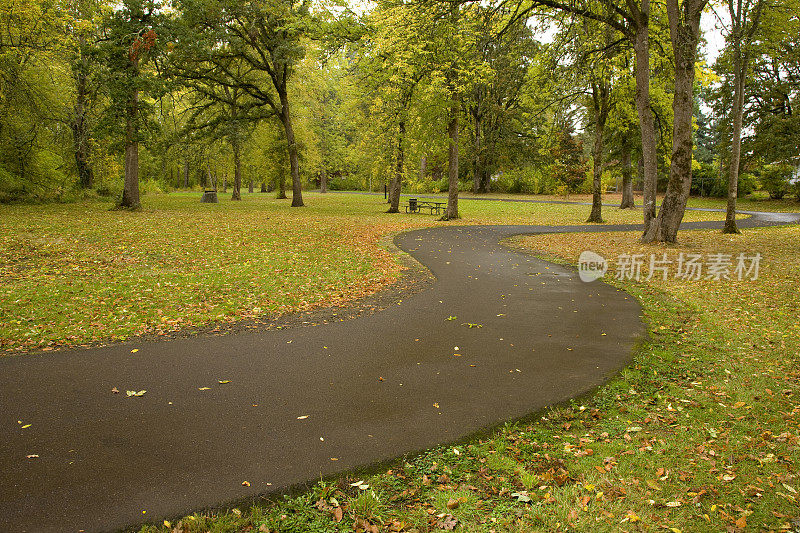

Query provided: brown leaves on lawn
[528,455,573,487]
[314,499,344,523]
[434,513,458,530]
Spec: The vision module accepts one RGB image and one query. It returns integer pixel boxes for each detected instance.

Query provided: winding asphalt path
[1,208,798,532]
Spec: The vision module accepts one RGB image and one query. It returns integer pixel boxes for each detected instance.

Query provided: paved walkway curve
[1,210,798,532]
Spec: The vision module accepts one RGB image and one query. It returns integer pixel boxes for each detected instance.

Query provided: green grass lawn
[135,222,800,533]
[0,191,747,355]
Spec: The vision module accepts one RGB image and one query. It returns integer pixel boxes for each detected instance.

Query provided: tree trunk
[248,179,253,193]
[472,110,482,193]
[183,158,189,188]
[279,87,304,207]
[320,169,328,193]
[445,101,460,219]
[587,82,609,223]
[72,39,93,189]
[231,139,242,200]
[277,170,287,199]
[724,13,748,233]
[120,85,140,209]
[388,121,405,213]
[724,61,745,233]
[642,0,705,243]
[633,8,659,232]
[420,155,427,180]
[260,181,266,193]
[620,134,636,208]
[223,174,227,192]
[479,165,491,193]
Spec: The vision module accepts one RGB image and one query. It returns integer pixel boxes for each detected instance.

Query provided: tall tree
[570,20,618,222]
[641,0,708,242]
[98,0,163,209]
[67,0,102,189]
[360,0,425,212]
[524,0,661,232]
[717,0,765,233]
[179,0,310,207]
[0,0,72,200]
[168,38,266,201]
[467,7,536,193]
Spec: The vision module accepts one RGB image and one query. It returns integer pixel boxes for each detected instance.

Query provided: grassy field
[124,194,799,533]
[0,191,754,355]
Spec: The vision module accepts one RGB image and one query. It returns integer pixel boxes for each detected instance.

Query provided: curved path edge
[1,209,797,532]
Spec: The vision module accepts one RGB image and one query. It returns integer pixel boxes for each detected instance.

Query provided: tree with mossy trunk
[641,0,708,243]
[418,1,482,220]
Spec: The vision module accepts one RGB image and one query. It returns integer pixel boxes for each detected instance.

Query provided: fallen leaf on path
[218,380,231,384]
[198,387,210,391]
[126,390,146,397]
[297,415,309,420]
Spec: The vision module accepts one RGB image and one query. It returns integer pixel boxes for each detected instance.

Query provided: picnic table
[405,198,447,215]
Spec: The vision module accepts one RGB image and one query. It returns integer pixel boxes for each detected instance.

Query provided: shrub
[760,164,793,199]
[493,167,558,194]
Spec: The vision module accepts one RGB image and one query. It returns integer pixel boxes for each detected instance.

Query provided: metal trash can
[408,198,417,212]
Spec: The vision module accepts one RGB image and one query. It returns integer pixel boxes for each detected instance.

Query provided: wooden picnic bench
[405,198,446,215]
